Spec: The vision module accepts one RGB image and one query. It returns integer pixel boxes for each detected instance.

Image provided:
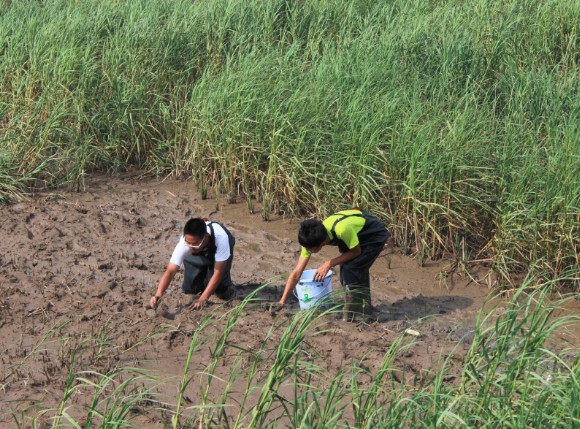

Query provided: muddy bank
[1,173,566,426]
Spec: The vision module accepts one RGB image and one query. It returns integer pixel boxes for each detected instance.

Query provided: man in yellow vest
[279,209,390,321]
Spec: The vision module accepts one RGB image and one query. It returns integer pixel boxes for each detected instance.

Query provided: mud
[0,173,573,426]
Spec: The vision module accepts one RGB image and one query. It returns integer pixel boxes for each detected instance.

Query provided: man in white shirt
[149,217,235,310]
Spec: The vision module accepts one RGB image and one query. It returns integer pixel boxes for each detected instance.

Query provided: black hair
[298,219,326,248]
[183,218,207,238]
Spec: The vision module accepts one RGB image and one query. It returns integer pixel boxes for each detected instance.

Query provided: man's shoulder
[208,221,230,239]
[328,210,363,224]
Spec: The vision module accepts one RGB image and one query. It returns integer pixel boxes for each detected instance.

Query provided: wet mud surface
[0,174,574,426]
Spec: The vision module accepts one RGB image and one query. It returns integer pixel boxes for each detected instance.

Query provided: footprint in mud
[155,303,177,320]
[144,302,179,320]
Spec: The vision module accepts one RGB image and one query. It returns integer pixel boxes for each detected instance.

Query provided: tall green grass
[13,280,578,427]
[0,0,578,287]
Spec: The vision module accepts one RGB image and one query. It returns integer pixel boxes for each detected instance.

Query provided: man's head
[183,218,209,253]
[298,219,327,253]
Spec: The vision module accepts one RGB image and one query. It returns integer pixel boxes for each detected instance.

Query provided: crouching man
[150,217,235,310]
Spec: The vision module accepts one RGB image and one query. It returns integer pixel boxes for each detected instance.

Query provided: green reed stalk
[50,347,81,428]
[232,318,280,428]
[349,333,412,428]
[73,370,156,429]
[291,370,349,428]
[173,312,214,428]
[460,280,579,427]
[248,306,329,428]
[196,297,254,428]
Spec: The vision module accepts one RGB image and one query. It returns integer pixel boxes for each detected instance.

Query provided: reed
[0,0,577,286]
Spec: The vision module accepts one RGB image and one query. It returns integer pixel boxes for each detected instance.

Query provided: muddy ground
[0,173,575,427]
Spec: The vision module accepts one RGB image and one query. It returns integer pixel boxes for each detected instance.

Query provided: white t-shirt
[169,222,231,266]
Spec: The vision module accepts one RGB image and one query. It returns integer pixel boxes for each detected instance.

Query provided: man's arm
[190,260,227,310]
[314,245,361,281]
[150,262,179,308]
[279,255,310,305]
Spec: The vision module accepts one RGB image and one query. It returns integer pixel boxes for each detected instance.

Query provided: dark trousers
[340,241,386,318]
[340,241,386,289]
[182,247,234,299]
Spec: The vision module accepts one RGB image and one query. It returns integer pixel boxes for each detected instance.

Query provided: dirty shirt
[170,222,231,266]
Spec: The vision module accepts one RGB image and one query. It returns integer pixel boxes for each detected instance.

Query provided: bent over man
[279,209,390,321]
[150,217,235,310]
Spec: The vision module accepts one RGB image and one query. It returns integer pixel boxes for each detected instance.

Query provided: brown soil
[0,173,569,427]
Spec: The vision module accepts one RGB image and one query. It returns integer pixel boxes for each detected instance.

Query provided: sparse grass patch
[9,280,578,428]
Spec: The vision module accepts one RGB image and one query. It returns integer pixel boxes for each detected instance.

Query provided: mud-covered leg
[342,284,372,322]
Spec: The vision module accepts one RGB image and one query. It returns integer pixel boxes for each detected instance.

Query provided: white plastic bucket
[295,269,333,310]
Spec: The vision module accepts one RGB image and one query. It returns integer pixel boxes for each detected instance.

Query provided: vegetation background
[0,0,577,286]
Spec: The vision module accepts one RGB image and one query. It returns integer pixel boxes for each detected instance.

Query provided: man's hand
[314,261,332,281]
[190,298,208,310]
[149,295,161,309]
[269,302,285,316]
